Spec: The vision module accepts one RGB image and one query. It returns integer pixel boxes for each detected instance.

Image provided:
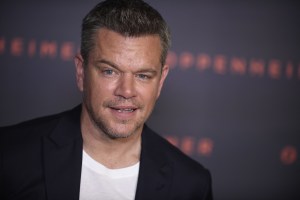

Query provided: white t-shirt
[79,150,140,200]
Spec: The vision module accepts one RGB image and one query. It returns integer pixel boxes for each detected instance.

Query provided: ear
[156,64,169,99]
[74,54,85,92]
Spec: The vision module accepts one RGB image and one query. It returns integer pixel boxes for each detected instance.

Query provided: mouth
[110,106,138,113]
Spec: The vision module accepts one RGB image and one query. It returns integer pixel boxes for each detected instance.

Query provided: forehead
[90,28,162,67]
[95,28,161,46]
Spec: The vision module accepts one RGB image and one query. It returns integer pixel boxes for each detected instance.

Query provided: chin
[102,123,142,140]
[104,129,135,139]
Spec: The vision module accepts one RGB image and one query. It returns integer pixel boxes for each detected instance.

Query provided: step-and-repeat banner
[1,1,299,199]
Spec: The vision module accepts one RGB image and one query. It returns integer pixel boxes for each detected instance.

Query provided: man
[0,0,213,199]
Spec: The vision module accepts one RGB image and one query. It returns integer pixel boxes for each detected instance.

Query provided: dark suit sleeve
[0,127,4,198]
[203,170,213,200]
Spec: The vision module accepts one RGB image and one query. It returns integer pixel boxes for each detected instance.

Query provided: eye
[102,69,116,76]
[136,74,150,80]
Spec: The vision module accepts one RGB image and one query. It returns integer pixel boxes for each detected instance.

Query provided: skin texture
[74,28,169,168]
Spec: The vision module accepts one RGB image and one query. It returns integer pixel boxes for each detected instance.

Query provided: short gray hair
[80,0,171,67]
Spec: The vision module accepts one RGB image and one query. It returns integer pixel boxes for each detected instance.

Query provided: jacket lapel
[43,107,174,200]
[43,106,83,200]
[135,126,174,200]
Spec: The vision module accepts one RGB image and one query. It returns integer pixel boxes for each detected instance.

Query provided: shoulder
[143,125,211,175]
[1,111,62,142]
[142,126,213,198]
[0,105,80,147]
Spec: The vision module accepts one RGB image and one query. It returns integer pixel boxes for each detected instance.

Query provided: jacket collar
[48,105,82,147]
[135,125,174,200]
[43,105,83,200]
[43,105,174,200]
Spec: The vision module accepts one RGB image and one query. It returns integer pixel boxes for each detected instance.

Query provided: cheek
[139,84,160,105]
[88,84,104,100]
[88,79,116,104]
[83,74,101,101]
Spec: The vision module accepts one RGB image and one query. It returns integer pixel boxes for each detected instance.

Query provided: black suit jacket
[0,105,213,200]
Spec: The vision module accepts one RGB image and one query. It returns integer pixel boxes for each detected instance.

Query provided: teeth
[117,109,134,112]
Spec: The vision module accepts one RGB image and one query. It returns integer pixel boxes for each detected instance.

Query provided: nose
[114,73,137,99]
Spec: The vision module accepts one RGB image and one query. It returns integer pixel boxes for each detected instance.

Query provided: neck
[80,107,142,169]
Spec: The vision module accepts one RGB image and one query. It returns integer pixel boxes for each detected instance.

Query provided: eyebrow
[95,59,159,75]
[95,59,119,70]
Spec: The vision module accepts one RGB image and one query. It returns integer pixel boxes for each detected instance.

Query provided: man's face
[75,28,169,139]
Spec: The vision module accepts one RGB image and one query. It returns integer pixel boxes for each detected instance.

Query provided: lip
[109,105,138,120]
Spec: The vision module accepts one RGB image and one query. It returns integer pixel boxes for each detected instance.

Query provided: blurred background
[1,0,299,199]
